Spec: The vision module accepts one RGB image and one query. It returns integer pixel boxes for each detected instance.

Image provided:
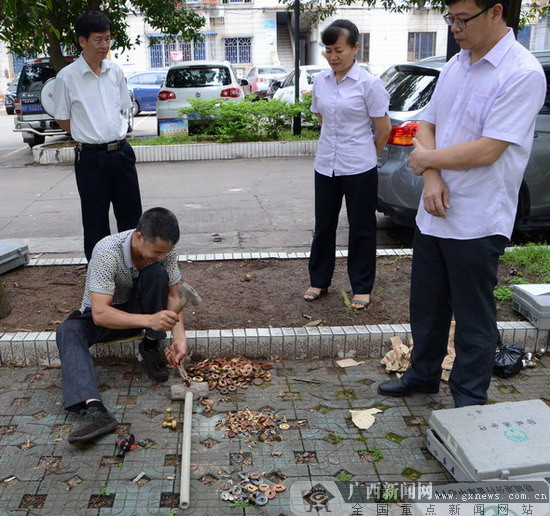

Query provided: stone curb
[32,139,318,165]
[4,247,548,365]
[25,247,414,266]
[0,322,547,366]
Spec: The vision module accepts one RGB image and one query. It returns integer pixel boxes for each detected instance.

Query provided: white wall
[313,8,448,75]
[0,41,13,98]
[70,3,548,79]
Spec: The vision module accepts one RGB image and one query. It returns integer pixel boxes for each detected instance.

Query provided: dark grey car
[377,50,550,231]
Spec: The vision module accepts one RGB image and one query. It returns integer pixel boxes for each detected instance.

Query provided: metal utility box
[0,242,29,275]
[426,399,550,482]
[512,284,550,330]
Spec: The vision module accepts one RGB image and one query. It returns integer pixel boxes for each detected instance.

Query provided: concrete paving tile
[0,357,548,514]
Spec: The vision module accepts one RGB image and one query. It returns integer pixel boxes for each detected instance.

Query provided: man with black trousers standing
[54,10,142,262]
[377,0,546,407]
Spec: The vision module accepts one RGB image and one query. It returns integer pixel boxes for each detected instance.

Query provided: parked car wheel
[132,99,140,117]
[5,106,14,115]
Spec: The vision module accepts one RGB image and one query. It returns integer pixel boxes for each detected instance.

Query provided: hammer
[165,282,202,377]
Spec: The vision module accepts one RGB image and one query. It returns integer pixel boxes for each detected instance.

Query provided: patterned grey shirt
[80,229,181,312]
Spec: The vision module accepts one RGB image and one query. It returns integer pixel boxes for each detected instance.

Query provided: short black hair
[445,0,509,19]
[75,11,112,39]
[136,207,180,245]
[321,19,359,47]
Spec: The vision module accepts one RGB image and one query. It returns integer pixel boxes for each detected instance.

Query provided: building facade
[0,5,548,99]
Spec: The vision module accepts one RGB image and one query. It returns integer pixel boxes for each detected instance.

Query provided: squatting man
[56,207,187,444]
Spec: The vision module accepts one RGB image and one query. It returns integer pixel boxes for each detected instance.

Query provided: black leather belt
[76,139,126,152]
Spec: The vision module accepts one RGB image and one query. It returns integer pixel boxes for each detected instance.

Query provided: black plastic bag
[493,343,524,378]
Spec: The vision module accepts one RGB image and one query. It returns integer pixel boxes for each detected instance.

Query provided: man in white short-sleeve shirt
[53,10,142,262]
[56,208,188,444]
[378,0,546,407]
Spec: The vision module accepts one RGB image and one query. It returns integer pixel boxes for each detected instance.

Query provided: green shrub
[178,98,317,142]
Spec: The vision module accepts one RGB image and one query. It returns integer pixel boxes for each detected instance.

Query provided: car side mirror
[240,78,249,86]
[272,80,281,90]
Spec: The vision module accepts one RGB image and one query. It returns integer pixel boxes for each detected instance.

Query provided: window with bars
[407,32,436,61]
[358,33,370,63]
[149,36,208,68]
[224,37,252,64]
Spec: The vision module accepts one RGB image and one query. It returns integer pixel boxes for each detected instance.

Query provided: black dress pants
[405,228,508,407]
[309,167,378,294]
[56,263,169,410]
[75,142,142,261]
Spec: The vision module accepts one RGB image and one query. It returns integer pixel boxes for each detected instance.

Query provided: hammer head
[171,381,209,400]
[173,282,202,313]
[181,282,201,306]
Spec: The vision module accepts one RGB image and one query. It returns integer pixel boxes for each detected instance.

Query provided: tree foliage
[280,0,549,31]
[0,0,205,71]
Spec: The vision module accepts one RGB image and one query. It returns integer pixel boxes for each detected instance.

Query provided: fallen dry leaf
[336,358,364,368]
[303,319,323,327]
[55,305,72,314]
[349,408,382,430]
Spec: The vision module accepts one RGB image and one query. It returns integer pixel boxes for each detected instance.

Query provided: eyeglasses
[90,37,113,48]
[443,6,490,29]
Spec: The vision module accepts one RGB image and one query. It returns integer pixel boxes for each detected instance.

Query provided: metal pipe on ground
[179,390,193,510]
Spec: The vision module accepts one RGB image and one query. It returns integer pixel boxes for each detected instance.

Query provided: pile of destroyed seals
[186,357,273,393]
[219,471,286,507]
[216,406,289,444]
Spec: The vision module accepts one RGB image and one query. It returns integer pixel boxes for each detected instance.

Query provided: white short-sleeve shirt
[311,61,390,176]
[53,54,132,144]
[80,230,181,312]
[416,29,547,240]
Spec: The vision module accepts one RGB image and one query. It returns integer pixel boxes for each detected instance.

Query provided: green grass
[336,471,353,482]
[493,244,550,302]
[357,447,384,462]
[501,243,550,281]
[494,285,514,302]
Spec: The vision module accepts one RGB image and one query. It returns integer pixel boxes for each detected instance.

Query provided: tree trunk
[48,31,68,72]
[0,279,12,320]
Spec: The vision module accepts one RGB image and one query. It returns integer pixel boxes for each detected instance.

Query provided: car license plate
[22,103,43,113]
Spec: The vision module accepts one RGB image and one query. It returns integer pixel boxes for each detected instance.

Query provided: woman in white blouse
[304,19,391,308]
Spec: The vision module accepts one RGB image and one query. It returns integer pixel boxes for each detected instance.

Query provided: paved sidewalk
[0,355,548,515]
